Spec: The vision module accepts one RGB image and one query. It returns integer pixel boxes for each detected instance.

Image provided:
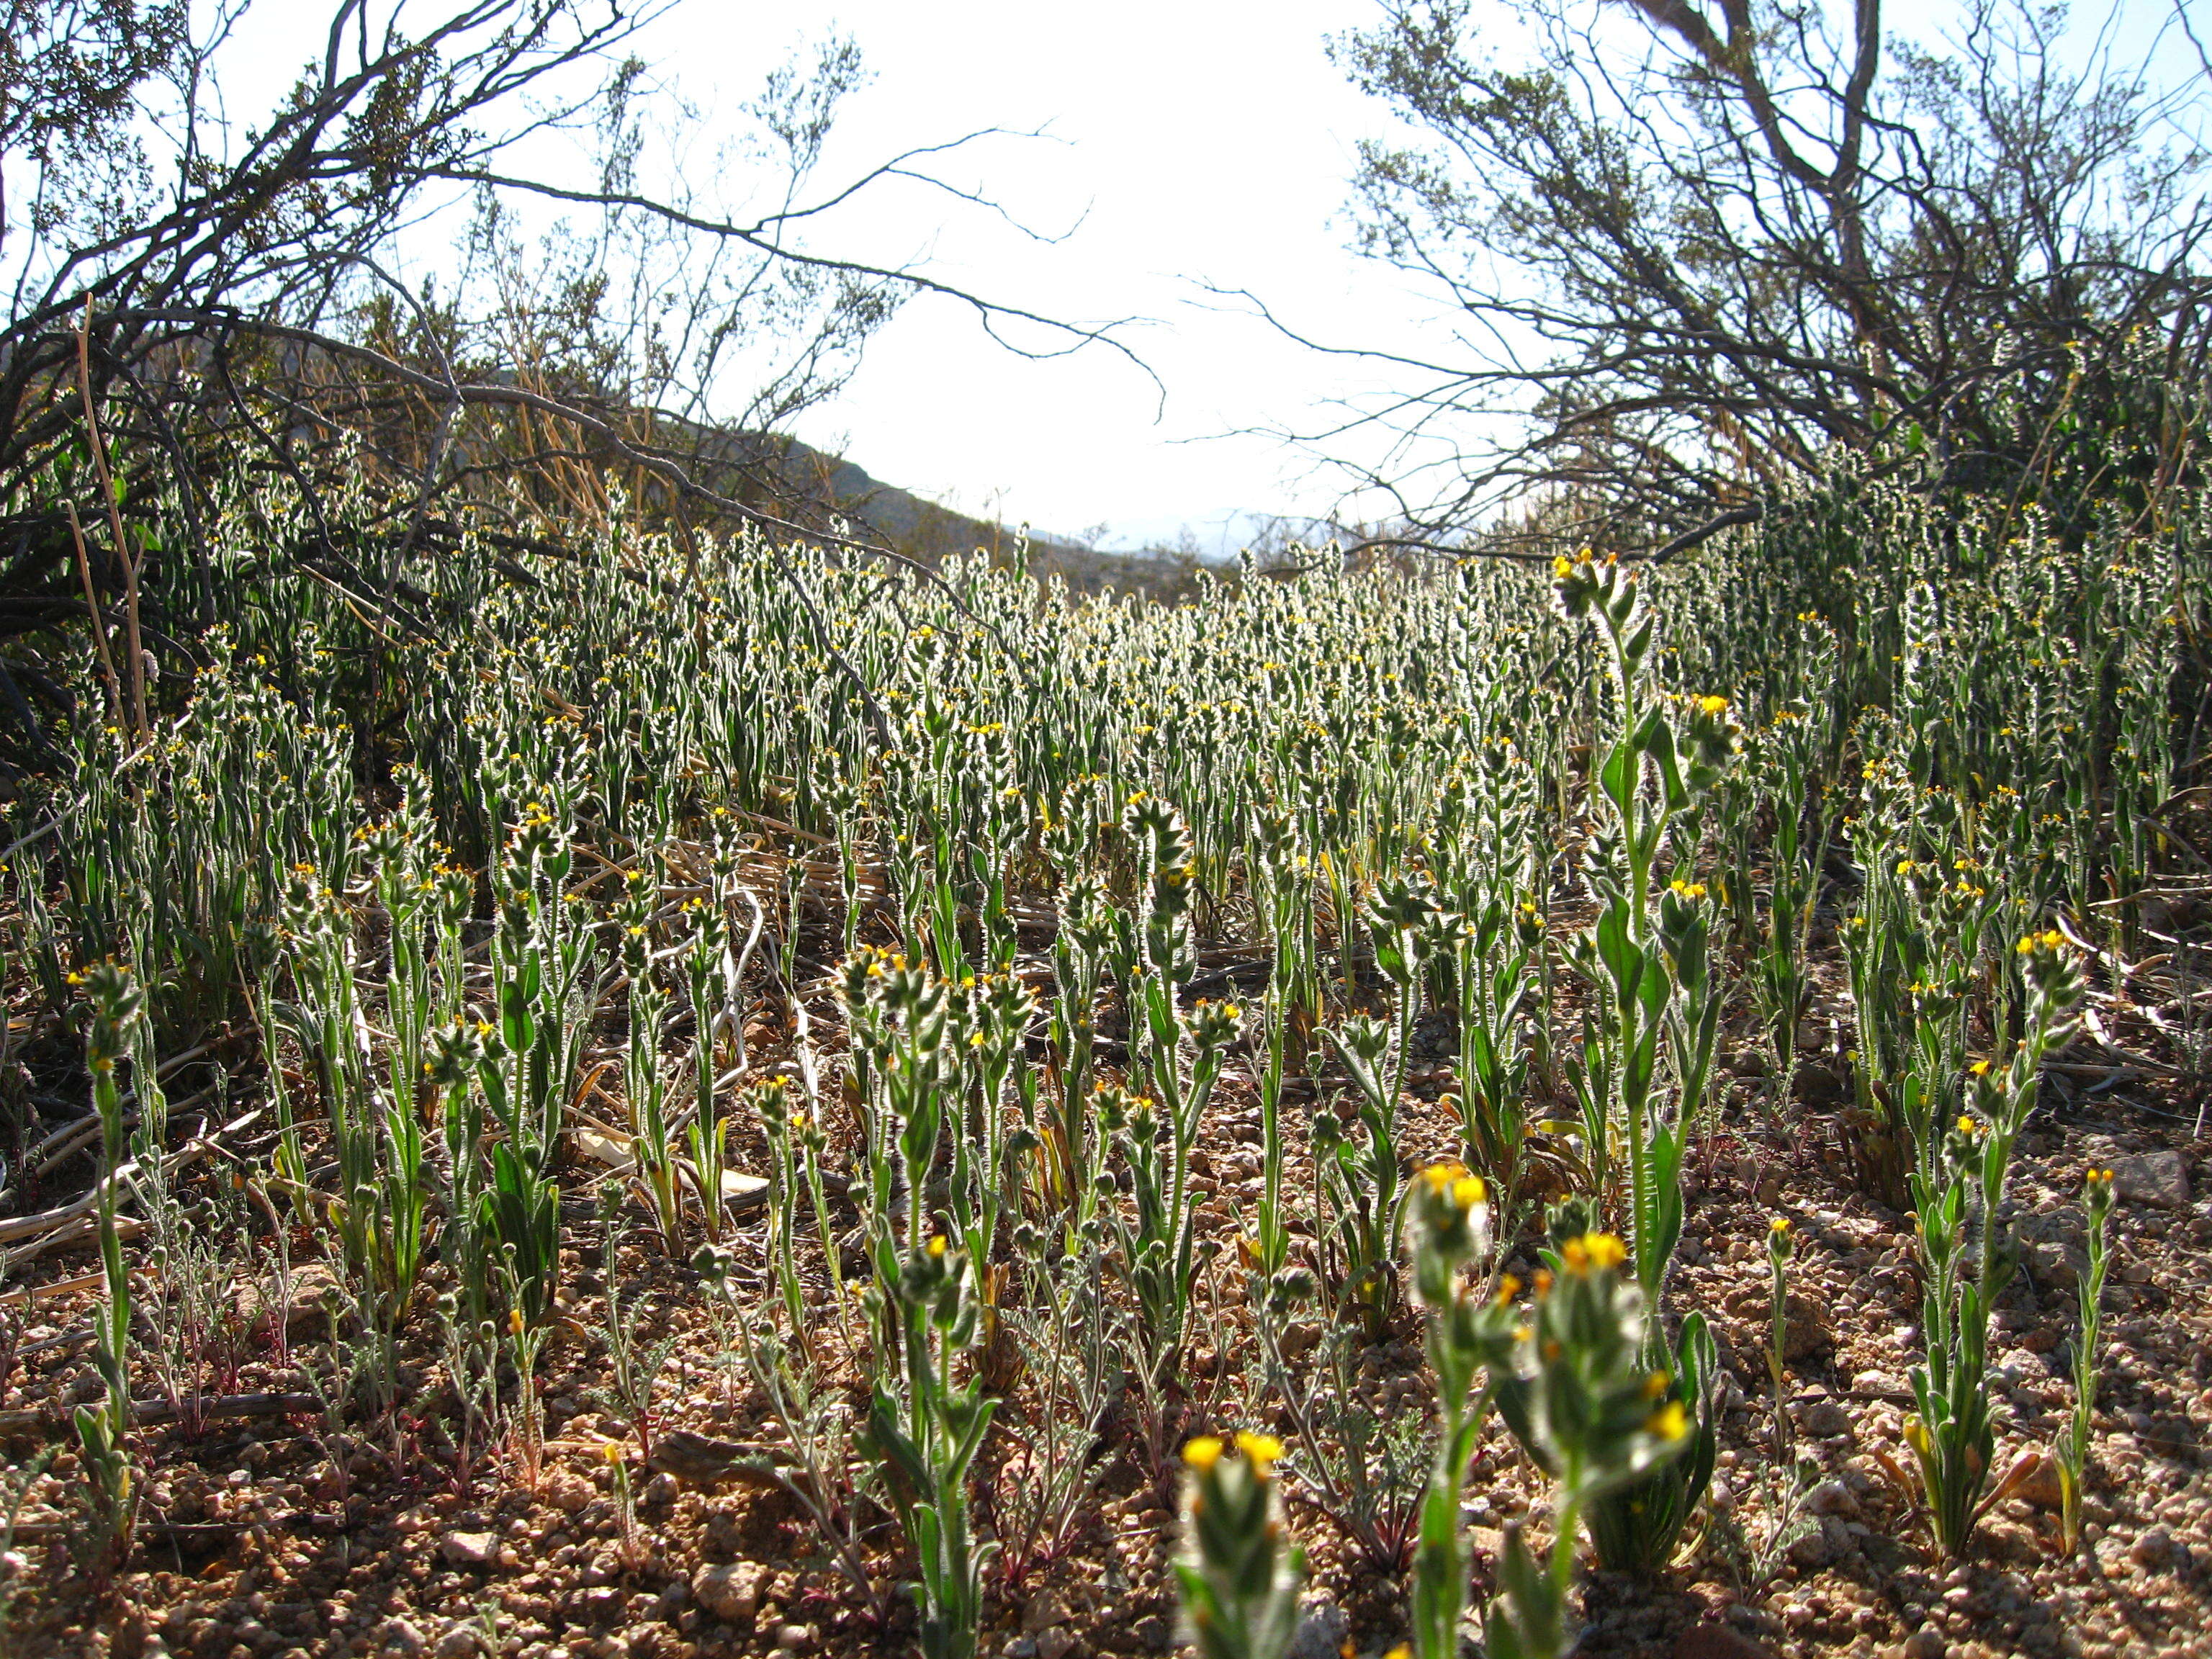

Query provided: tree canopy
[1270,0,2212,554]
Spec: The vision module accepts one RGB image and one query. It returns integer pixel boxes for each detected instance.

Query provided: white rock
[692,1561,763,1624]
[2131,1525,2177,1570]
[1288,1601,1349,1659]
[2111,1151,2189,1209]
[1788,1524,1835,1568]
[439,1532,499,1567]
[1805,1478,1861,1519]
[1022,1591,1069,1635]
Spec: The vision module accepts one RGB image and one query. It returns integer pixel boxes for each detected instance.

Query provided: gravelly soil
[4,1010,2208,1659]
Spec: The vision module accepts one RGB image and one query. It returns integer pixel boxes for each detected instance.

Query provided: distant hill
[728,432,1220,602]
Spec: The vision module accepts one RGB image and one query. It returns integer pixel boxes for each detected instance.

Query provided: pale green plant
[1174,1431,1304,1659]
[2056,1164,2116,1553]
[72,961,141,1587]
[1403,1163,1516,1659]
[1903,931,2084,1558]
[1485,1231,1692,1659]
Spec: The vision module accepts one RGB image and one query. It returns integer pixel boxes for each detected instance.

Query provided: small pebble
[2131,1526,2176,1570]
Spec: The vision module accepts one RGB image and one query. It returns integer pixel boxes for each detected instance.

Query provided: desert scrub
[6,436,2206,1648]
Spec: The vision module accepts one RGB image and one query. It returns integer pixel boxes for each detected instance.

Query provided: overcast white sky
[631,1,1429,552]
[208,0,2206,556]
[193,0,1467,552]
[621,0,2212,552]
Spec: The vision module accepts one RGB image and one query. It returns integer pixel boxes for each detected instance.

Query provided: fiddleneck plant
[1902,930,2085,1558]
[754,1076,810,1342]
[1105,794,1241,1377]
[1044,865,1114,1228]
[477,792,597,1183]
[684,894,736,1244]
[839,945,956,1370]
[620,889,684,1250]
[1318,871,1457,1337]
[270,866,424,1408]
[1730,681,1840,1112]
[1485,1230,1695,1659]
[1403,1163,1517,1659]
[945,966,1037,1274]
[866,1231,996,1659]
[1445,881,1544,1217]
[1247,971,1296,1288]
[74,962,143,1585]
[1428,737,1547,1211]
[1547,550,1732,1573]
[2055,1164,2116,1555]
[1174,1431,1305,1659]
[426,1018,491,1328]
[840,941,1038,1326]
[1766,1216,1795,1459]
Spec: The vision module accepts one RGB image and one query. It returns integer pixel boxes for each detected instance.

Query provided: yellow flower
[1645,1401,1689,1440]
[1182,1435,1225,1473]
[1769,1216,1791,1237]
[1561,1231,1626,1273]
[601,1440,624,1465]
[1969,1059,1991,1076]
[1696,694,1728,716]
[927,1235,948,1259]
[1235,1431,1285,1474]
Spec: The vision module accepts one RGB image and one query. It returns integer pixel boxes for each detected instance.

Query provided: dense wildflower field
[4,470,2211,1659]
